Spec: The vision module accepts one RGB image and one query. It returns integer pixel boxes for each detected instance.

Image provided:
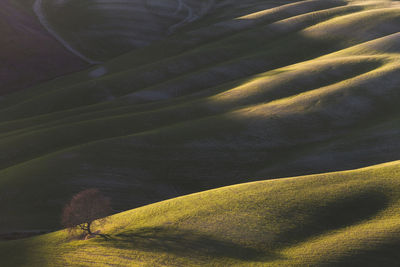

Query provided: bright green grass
[1,161,400,266]
[0,0,399,235]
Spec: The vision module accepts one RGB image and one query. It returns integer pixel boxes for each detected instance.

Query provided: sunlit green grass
[0,0,399,241]
[1,161,400,266]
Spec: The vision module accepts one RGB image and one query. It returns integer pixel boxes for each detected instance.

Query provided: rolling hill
[36,0,216,61]
[1,161,400,266]
[0,0,86,95]
[0,0,399,264]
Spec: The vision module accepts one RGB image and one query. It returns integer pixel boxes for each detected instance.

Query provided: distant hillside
[1,161,400,266]
[0,0,399,234]
[37,0,249,61]
[0,0,86,94]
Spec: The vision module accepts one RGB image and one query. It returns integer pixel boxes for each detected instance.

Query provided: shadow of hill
[324,236,400,266]
[277,190,389,246]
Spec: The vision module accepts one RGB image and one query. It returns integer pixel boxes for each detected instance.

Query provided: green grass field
[2,161,400,266]
[0,0,399,265]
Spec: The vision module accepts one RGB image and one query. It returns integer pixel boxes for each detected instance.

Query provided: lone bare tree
[62,188,111,237]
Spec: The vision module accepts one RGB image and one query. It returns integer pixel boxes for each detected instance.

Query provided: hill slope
[1,161,400,266]
[0,0,399,233]
[0,0,86,94]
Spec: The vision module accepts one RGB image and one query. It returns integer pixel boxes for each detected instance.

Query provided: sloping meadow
[0,0,399,239]
[1,161,400,266]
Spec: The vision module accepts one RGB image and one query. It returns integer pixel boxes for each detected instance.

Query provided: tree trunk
[87,222,92,235]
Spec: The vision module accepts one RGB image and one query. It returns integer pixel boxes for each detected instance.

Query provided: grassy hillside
[0,0,86,94]
[0,0,399,234]
[39,0,217,61]
[1,161,400,266]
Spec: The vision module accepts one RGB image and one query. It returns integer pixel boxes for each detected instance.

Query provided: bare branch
[62,188,112,237]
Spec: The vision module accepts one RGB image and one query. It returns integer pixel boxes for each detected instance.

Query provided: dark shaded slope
[0,0,86,95]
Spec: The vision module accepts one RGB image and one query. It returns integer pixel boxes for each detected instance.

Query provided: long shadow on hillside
[94,226,277,261]
[276,190,389,247]
[324,235,400,266]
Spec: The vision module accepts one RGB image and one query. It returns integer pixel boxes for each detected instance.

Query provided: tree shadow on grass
[94,226,281,262]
